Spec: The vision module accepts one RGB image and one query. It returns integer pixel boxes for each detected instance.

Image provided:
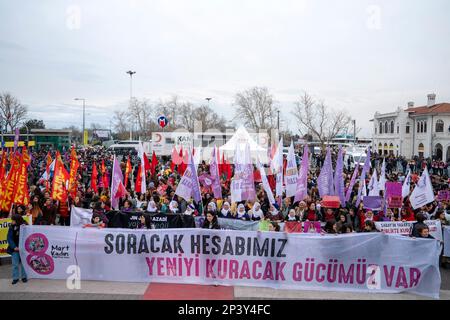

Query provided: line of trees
[1,89,356,148]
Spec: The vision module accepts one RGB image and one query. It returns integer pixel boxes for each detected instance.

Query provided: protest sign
[363,196,383,211]
[19,226,442,299]
[375,220,443,241]
[0,216,32,257]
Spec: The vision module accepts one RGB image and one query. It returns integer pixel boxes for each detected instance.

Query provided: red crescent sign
[155,133,162,143]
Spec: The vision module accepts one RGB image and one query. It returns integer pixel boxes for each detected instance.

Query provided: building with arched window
[371,93,450,160]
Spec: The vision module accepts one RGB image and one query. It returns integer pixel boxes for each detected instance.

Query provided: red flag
[226,160,232,182]
[124,156,132,188]
[91,162,98,193]
[143,152,151,172]
[170,147,178,173]
[115,181,127,199]
[220,152,225,176]
[51,155,70,203]
[135,164,142,193]
[151,151,158,176]
[101,160,108,190]
[179,150,189,176]
[68,147,80,199]
[12,147,31,206]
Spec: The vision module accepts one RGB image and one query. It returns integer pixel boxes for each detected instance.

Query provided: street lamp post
[352,119,356,145]
[74,98,86,145]
[126,70,136,141]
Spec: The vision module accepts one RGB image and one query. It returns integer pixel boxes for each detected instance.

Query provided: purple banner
[345,163,359,202]
[363,196,382,211]
[386,182,402,198]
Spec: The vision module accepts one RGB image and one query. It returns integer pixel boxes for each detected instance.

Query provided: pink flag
[110,155,124,210]
[210,147,222,199]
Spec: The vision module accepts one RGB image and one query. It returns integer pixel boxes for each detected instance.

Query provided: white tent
[219,126,268,164]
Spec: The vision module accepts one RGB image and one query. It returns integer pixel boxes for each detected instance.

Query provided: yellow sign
[83,130,88,145]
[0,216,32,257]
[3,141,35,147]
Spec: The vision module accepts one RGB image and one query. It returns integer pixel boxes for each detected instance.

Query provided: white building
[371,94,450,160]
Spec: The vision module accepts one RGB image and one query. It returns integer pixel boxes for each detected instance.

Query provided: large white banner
[19,226,441,298]
[444,226,450,258]
[375,220,443,242]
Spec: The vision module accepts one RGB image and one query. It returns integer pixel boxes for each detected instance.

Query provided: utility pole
[74,98,86,145]
[126,70,136,141]
[352,119,356,145]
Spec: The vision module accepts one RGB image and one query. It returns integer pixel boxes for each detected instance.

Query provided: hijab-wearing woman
[147,200,158,213]
[235,204,251,221]
[169,200,179,214]
[249,202,264,221]
[219,202,232,218]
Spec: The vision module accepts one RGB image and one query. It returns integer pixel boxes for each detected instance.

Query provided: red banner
[0,152,21,212]
[68,147,80,199]
[51,158,70,203]
[91,162,98,193]
[12,148,31,206]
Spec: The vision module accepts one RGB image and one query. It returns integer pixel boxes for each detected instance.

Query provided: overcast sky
[1,0,449,136]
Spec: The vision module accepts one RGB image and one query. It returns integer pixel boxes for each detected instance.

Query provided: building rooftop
[405,103,450,115]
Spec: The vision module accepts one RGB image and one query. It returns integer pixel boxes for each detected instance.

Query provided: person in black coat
[202,212,220,229]
[7,215,28,285]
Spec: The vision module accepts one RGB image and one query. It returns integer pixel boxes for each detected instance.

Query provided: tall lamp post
[74,98,86,145]
[126,70,136,141]
[352,119,356,145]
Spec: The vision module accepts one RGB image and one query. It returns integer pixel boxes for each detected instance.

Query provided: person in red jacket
[359,210,378,231]
[400,207,415,221]
[58,201,70,226]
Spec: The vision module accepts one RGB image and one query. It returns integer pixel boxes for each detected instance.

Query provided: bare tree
[112,110,129,139]
[193,105,227,131]
[178,102,196,131]
[129,98,157,138]
[155,95,181,129]
[233,87,277,130]
[0,93,28,132]
[292,92,352,147]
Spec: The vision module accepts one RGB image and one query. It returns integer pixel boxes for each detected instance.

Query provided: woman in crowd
[266,204,283,222]
[138,214,154,229]
[202,212,220,229]
[285,209,300,221]
[136,194,147,211]
[323,219,338,234]
[58,200,71,226]
[346,207,360,231]
[303,202,321,222]
[363,220,378,232]
[7,215,27,285]
[83,214,106,228]
[92,201,109,225]
[249,202,264,221]
[168,200,179,214]
[410,213,428,237]
[235,204,251,221]
[147,200,159,213]
[219,202,232,218]
[122,200,133,213]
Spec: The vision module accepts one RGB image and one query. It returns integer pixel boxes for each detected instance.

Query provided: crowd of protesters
[2,145,449,234]
[4,144,450,284]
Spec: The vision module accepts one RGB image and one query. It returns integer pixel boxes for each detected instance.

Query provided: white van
[344,152,367,169]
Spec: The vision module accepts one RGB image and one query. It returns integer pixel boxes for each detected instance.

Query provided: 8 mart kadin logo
[24,233,55,275]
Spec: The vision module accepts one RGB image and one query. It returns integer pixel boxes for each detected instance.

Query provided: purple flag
[231,143,256,203]
[334,146,345,206]
[345,163,359,202]
[294,145,309,203]
[110,155,124,210]
[317,147,334,198]
[210,147,223,199]
[13,128,19,151]
[356,147,371,207]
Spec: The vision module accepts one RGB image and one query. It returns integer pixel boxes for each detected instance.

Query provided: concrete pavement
[1,261,449,300]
